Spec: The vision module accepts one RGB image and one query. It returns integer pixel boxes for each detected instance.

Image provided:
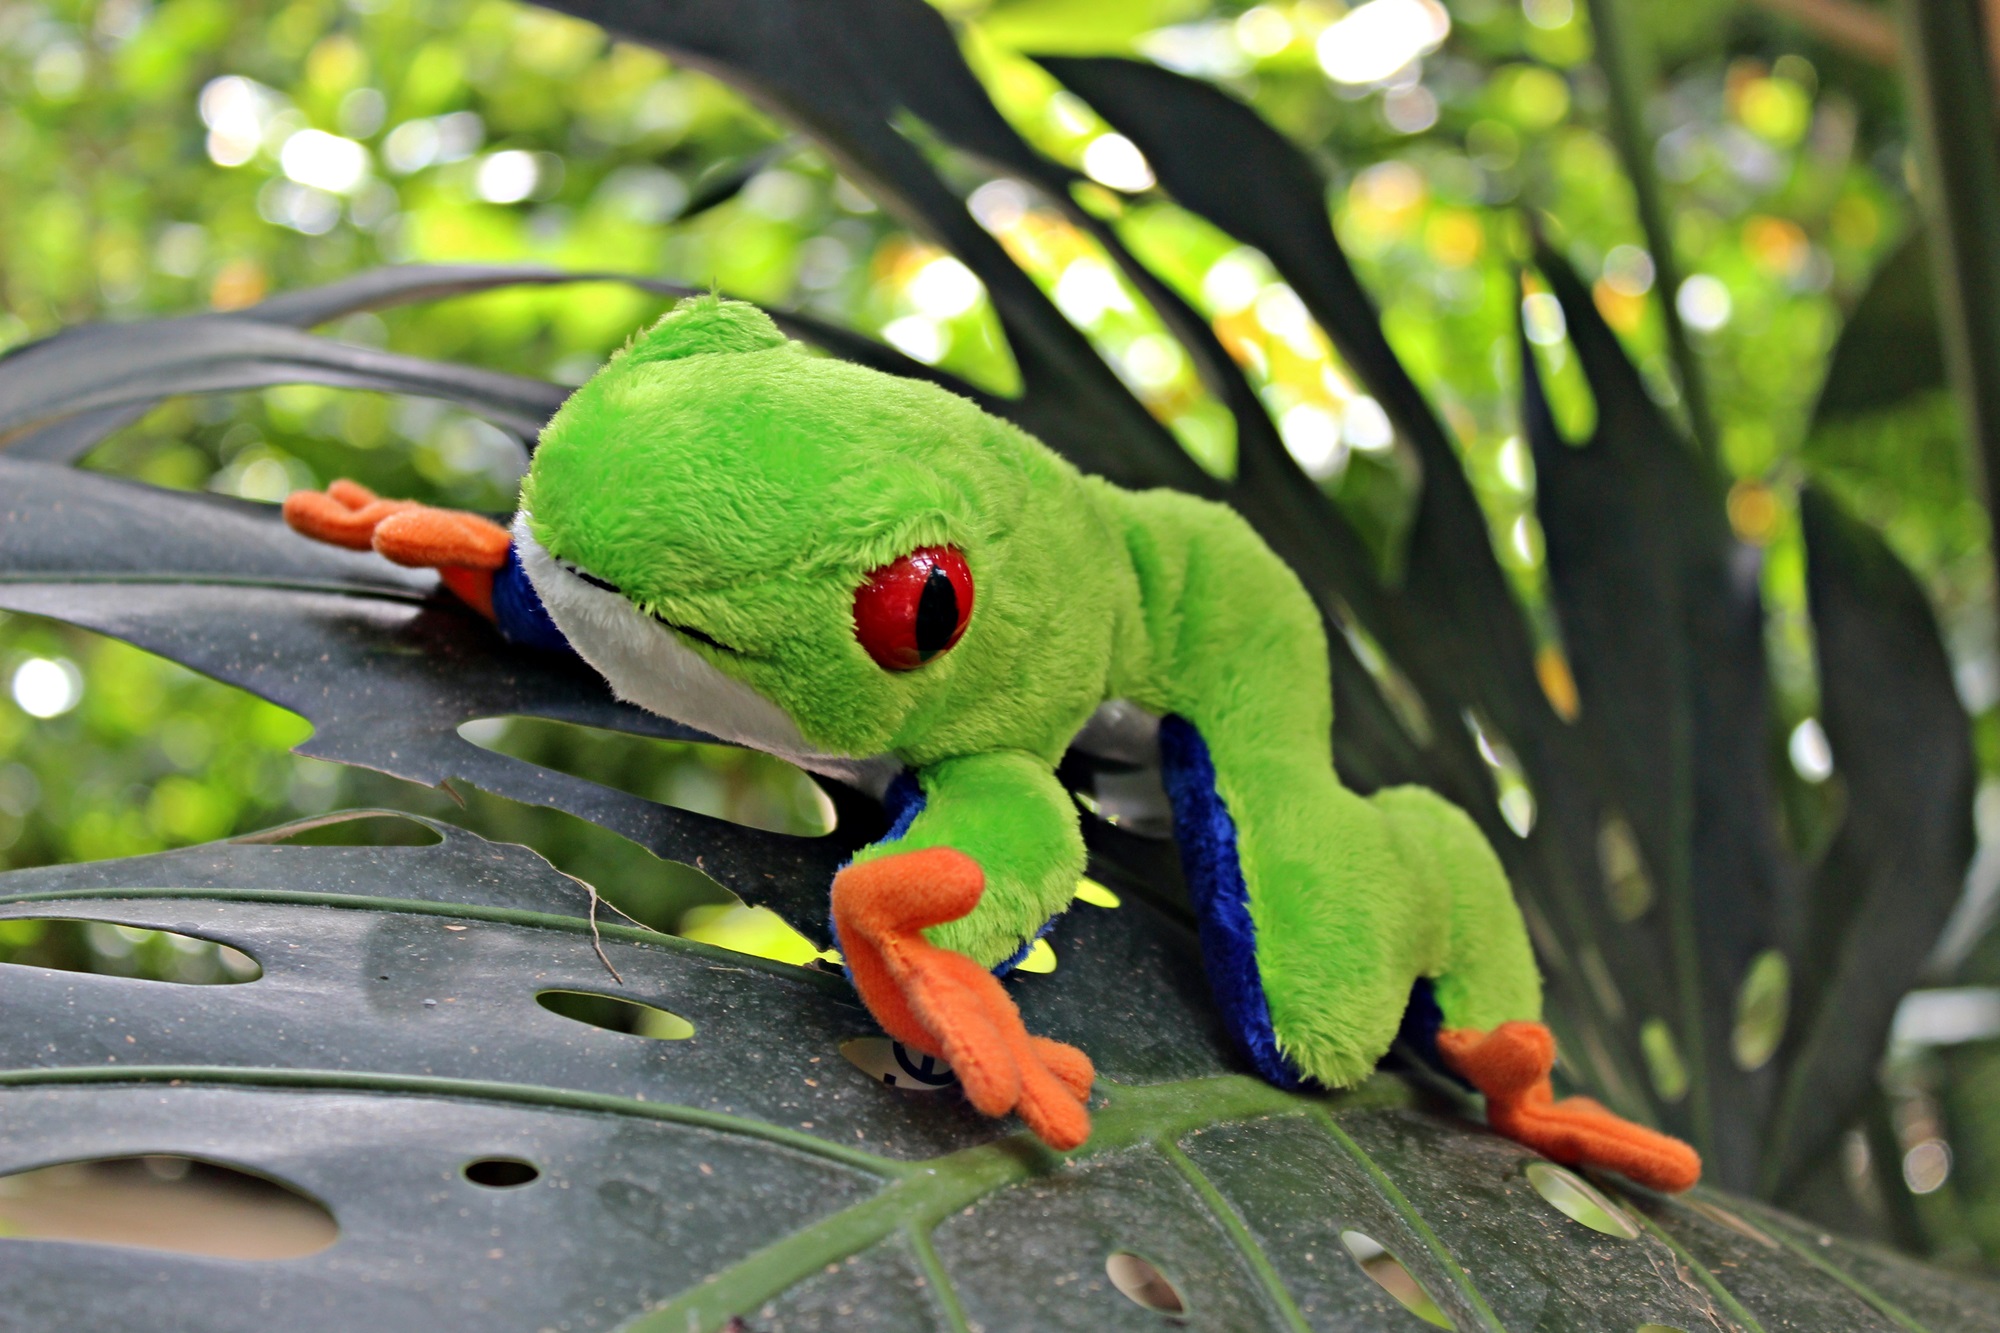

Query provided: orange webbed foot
[1441,1021,1701,1193]
[832,847,1094,1151]
[284,480,512,619]
[282,481,416,551]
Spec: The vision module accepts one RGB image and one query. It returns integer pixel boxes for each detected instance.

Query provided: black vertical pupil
[914,565,960,660]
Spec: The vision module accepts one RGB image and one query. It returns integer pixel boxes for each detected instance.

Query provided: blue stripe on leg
[1157,715,1309,1091]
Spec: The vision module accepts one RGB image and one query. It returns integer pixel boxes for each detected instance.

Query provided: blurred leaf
[1810,233,1946,426]
[2,265,995,464]
[678,136,804,221]
[1526,244,1794,1183]
[539,0,1198,491]
[0,317,569,445]
[1895,0,2000,545]
[978,0,1204,54]
[1764,486,1976,1196]
[1581,0,1715,453]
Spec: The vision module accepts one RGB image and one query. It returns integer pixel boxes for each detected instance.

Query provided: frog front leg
[831,750,1094,1149]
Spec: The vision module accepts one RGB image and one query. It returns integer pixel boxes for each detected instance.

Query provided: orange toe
[326,478,381,509]
[831,848,1093,1152]
[282,489,414,550]
[1491,1096,1702,1193]
[1030,1035,1095,1103]
[371,507,511,571]
[1442,1022,1701,1192]
[1015,1061,1091,1149]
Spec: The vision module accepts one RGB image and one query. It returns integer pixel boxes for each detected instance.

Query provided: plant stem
[1584,0,1716,461]
[1894,0,2000,670]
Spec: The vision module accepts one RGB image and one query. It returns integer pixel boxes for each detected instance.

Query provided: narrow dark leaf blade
[1809,232,1945,426]
[1,265,1002,462]
[533,0,1198,492]
[1895,0,2000,554]
[1531,247,1795,1185]
[1034,56,1546,737]
[0,318,567,442]
[0,455,428,594]
[1766,487,1976,1195]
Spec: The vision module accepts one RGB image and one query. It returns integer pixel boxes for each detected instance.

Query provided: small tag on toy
[841,1037,958,1090]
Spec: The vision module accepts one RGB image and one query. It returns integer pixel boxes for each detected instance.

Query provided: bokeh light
[10,659,82,720]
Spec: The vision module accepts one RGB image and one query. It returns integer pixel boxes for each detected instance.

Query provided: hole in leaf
[1341,1231,1453,1327]
[1639,1018,1690,1103]
[677,903,838,967]
[842,1037,958,1091]
[0,919,260,984]
[1731,949,1789,1071]
[1013,938,1057,974]
[1074,877,1121,909]
[536,990,693,1040]
[0,1155,335,1258]
[1596,813,1654,921]
[1105,1250,1186,1316]
[1525,1162,1639,1238]
[458,716,835,836]
[1075,764,1174,838]
[462,1158,539,1188]
[235,810,443,846]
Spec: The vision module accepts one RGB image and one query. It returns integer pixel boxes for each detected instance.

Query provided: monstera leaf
[0,0,1989,1323]
[5,809,1997,1331]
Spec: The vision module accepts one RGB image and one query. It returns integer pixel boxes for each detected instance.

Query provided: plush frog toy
[285,295,1699,1191]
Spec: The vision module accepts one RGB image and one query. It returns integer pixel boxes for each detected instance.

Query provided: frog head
[518,296,1110,774]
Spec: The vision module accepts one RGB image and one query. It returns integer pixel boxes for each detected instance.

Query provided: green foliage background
[3,0,1996,1269]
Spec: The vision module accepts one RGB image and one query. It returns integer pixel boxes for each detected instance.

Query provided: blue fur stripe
[1157,715,1309,1091]
[491,544,574,653]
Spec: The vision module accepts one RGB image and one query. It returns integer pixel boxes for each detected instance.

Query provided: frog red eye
[852,546,973,671]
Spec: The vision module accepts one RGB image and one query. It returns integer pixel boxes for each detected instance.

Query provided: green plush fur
[524,295,1541,1087]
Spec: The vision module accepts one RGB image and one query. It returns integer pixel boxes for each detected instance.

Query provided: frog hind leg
[1372,787,1702,1193]
[1157,716,1414,1092]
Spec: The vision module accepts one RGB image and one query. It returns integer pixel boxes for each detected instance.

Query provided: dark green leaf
[0,458,858,926]
[1527,245,1795,1184]
[1894,0,2000,535]
[1,265,992,463]
[1810,233,1946,426]
[13,809,1982,1329]
[537,0,1196,492]
[1764,487,1976,1196]
[0,317,568,443]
